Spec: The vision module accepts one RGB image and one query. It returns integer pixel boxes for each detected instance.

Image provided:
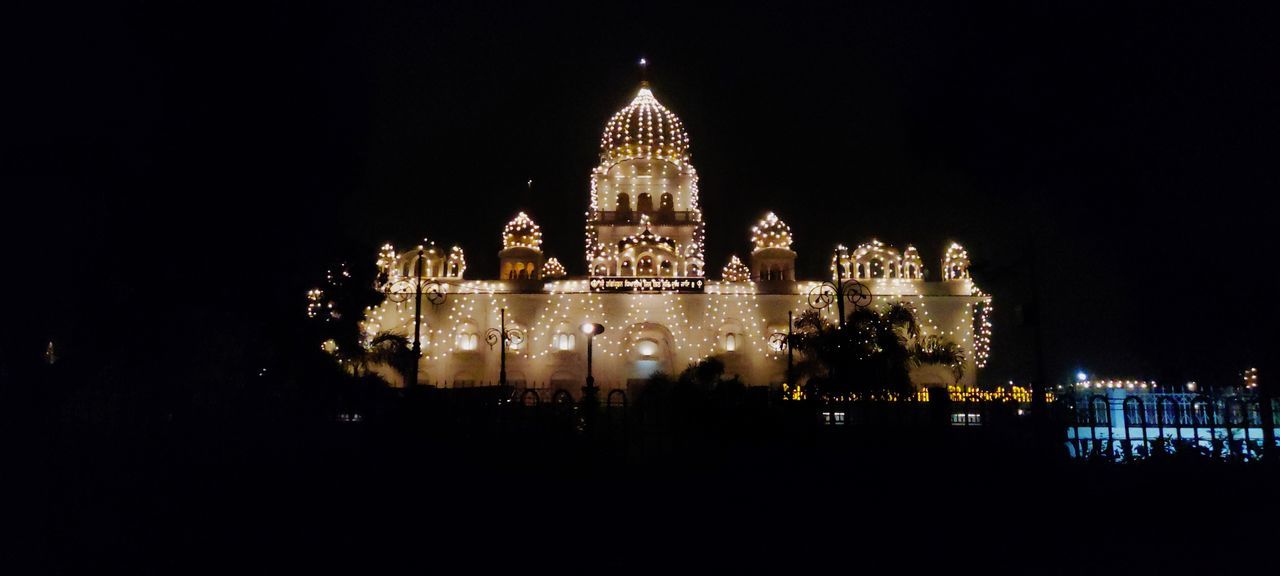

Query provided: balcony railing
[592,210,697,225]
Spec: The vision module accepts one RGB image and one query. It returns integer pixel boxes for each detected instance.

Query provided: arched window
[594,264,609,276]
[455,323,479,351]
[554,332,575,351]
[660,260,672,276]
[638,255,655,275]
[637,192,654,213]
[724,333,738,352]
[658,193,674,221]
[616,192,632,212]
[1124,398,1145,427]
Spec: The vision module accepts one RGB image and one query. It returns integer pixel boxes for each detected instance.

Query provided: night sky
[8,1,1275,387]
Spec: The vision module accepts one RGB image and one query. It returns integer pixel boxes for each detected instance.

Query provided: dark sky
[8,1,1276,386]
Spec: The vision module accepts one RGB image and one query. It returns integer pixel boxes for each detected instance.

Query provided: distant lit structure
[356,79,993,393]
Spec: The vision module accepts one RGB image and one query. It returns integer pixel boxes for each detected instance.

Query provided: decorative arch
[851,240,902,280]
[623,322,676,380]
[943,243,970,280]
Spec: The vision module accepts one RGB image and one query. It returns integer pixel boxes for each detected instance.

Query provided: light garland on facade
[973,294,993,368]
[1075,379,1159,390]
[345,79,996,389]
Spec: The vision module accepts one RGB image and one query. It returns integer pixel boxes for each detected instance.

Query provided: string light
[343,79,995,389]
[721,255,750,283]
[943,242,970,280]
[502,212,542,250]
[541,257,566,278]
[751,212,792,251]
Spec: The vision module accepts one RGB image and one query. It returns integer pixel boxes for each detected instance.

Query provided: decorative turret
[722,255,751,283]
[749,212,796,282]
[942,242,970,280]
[386,240,466,284]
[542,257,566,279]
[901,245,924,280]
[500,212,544,281]
[850,239,902,279]
[503,212,542,250]
[446,245,467,278]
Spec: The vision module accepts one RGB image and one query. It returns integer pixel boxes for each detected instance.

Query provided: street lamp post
[580,322,606,436]
[768,309,794,387]
[409,247,424,388]
[581,323,605,392]
[807,246,873,325]
[486,307,525,387]
[382,247,452,389]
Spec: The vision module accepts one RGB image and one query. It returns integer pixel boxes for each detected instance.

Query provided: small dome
[542,257,566,278]
[502,212,542,250]
[721,255,750,283]
[600,84,690,166]
[752,212,793,251]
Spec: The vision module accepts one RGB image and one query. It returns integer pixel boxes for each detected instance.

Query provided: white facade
[361,82,993,394]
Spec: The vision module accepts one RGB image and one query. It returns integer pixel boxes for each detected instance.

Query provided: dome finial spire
[638,56,649,88]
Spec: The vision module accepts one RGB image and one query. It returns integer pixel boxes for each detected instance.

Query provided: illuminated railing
[593,210,696,224]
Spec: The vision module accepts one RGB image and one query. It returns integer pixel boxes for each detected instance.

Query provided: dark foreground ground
[7,403,1278,574]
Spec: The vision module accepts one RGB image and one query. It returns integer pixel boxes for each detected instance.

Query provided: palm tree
[909,335,966,383]
[343,331,414,386]
[788,302,921,398]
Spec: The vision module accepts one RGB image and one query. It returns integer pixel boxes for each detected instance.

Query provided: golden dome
[600,84,690,166]
[722,255,751,283]
[502,212,542,250]
[751,212,793,251]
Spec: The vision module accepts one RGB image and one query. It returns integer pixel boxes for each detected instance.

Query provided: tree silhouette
[787,303,921,398]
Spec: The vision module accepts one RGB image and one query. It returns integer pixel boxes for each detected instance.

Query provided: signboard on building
[588,277,706,293]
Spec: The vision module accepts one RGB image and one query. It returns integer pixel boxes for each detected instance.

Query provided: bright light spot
[636,339,658,357]
[1076,371,1088,382]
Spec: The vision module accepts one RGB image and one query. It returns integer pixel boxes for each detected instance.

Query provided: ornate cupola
[500,212,544,281]
[942,242,970,280]
[586,80,705,280]
[749,212,796,283]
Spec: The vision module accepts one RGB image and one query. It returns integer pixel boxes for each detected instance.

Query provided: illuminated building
[360,80,993,393]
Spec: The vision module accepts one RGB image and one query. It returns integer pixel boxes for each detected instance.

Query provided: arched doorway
[623,322,675,384]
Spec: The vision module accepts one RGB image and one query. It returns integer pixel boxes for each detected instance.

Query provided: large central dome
[600,84,690,166]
